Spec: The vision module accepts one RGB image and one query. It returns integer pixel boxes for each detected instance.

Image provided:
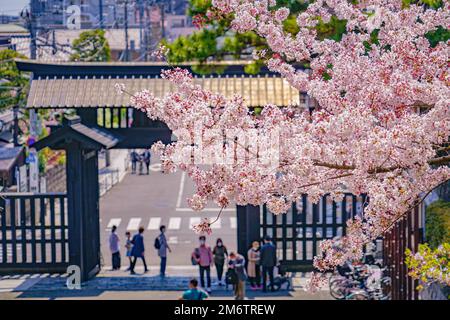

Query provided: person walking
[109,225,121,270]
[192,236,213,293]
[212,238,228,286]
[143,149,151,175]
[247,241,261,290]
[125,231,133,271]
[228,252,247,300]
[138,152,144,175]
[129,227,148,274]
[155,225,171,278]
[179,278,209,300]
[260,235,277,292]
[130,149,138,174]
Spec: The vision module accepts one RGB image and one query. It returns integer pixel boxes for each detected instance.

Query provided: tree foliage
[425,200,450,249]
[0,49,28,110]
[70,29,111,62]
[164,0,448,75]
[405,243,450,288]
[164,0,311,72]
[125,1,450,287]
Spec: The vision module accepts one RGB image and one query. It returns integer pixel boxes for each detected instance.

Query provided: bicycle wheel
[329,278,348,300]
[379,276,392,300]
[346,289,369,300]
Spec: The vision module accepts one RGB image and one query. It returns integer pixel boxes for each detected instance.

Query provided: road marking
[175,208,235,212]
[106,218,122,230]
[150,163,162,172]
[147,217,161,230]
[176,171,186,208]
[211,217,221,229]
[230,217,237,229]
[126,218,141,231]
[189,217,201,230]
[168,217,181,230]
[168,236,178,244]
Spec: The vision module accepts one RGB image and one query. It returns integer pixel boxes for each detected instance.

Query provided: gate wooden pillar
[66,142,101,281]
[237,205,261,260]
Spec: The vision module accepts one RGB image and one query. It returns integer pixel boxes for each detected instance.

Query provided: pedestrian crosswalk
[189,217,200,230]
[106,218,122,230]
[168,217,181,230]
[147,217,161,230]
[126,218,142,231]
[230,217,237,229]
[104,216,237,232]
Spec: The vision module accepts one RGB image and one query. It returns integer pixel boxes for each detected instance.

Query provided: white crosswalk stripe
[211,217,221,229]
[102,216,238,232]
[106,218,122,230]
[168,236,178,244]
[230,217,237,229]
[126,218,142,231]
[147,217,161,230]
[168,217,181,230]
[189,217,201,230]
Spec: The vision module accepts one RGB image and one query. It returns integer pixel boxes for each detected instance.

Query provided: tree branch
[313,155,450,173]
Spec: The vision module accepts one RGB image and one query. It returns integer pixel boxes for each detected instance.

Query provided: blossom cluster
[124,0,450,289]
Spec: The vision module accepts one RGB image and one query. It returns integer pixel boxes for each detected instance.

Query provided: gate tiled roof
[26,74,305,109]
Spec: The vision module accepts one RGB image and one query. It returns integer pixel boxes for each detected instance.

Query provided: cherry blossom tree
[119,0,449,284]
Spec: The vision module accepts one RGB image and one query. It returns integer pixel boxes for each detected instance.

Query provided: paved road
[99,158,237,270]
[0,271,332,300]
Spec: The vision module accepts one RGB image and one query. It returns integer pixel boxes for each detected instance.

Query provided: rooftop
[0,24,28,35]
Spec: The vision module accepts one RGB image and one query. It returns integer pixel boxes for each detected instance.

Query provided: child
[125,231,133,271]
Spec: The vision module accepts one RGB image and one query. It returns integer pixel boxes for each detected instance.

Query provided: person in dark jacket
[142,149,151,175]
[109,225,120,270]
[260,235,277,292]
[157,225,171,278]
[129,227,148,274]
[130,150,138,174]
[212,238,228,286]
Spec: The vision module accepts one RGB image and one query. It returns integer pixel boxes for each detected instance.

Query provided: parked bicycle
[329,261,391,300]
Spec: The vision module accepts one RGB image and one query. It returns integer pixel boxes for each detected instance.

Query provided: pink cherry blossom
[192,218,213,235]
[122,0,450,291]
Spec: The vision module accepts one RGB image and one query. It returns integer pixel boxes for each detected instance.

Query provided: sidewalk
[0,267,332,300]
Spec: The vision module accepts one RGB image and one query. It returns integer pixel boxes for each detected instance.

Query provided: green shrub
[425,200,450,249]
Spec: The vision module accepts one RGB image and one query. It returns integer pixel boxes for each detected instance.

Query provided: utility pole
[99,0,104,29]
[138,0,145,60]
[13,105,19,147]
[124,0,130,61]
[52,30,56,55]
[112,5,117,28]
[160,2,165,39]
[10,88,21,147]
[29,0,39,59]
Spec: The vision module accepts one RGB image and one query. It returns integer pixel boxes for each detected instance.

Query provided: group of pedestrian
[187,234,278,300]
[110,225,279,300]
[130,149,151,175]
[109,224,170,277]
